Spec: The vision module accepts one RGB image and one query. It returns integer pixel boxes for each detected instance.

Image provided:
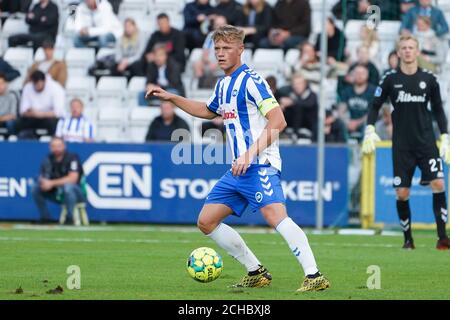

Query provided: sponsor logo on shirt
[222,109,237,120]
[395,91,426,103]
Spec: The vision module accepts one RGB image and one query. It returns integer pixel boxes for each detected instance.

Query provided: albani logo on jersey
[396,91,426,103]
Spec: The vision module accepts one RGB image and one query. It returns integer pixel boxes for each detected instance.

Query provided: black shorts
[392,145,444,188]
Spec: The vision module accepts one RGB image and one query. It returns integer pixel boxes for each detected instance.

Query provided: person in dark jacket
[8,0,59,51]
[213,0,243,26]
[0,57,20,82]
[32,137,85,223]
[183,0,215,50]
[278,73,318,139]
[146,101,190,141]
[142,13,187,71]
[315,17,347,62]
[238,0,272,50]
[259,0,311,50]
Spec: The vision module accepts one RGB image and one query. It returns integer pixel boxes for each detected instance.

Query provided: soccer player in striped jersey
[55,98,95,143]
[146,25,329,292]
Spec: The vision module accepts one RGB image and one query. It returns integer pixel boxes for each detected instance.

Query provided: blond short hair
[212,25,245,44]
[396,34,419,51]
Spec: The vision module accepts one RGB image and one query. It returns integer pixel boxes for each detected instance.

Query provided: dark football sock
[397,200,413,242]
[433,192,448,240]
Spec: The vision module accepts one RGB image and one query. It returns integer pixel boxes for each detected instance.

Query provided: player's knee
[430,179,445,193]
[197,216,215,235]
[396,188,410,201]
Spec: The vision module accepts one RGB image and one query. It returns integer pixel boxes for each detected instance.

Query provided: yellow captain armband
[258,98,280,116]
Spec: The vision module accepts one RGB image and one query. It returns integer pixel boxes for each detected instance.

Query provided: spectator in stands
[383,50,399,75]
[260,0,311,50]
[332,0,375,21]
[141,45,185,106]
[286,42,321,92]
[415,16,446,73]
[315,17,347,63]
[142,13,187,72]
[346,45,380,87]
[201,117,225,141]
[145,101,190,141]
[0,73,18,137]
[16,70,65,139]
[26,39,67,87]
[193,15,227,89]
[183,0,215,50]
[213,0,243,26]
[375,104,393,141]
[238,0,273,50]
[400,0,449,38]
[73,0,123,49]
[32,137,85,224]
[400,0,418,16]
[338,64,375,140]
[55,98,95,143]
[265,75,280,100]
[108,0,121,14]
[0,57,20,82]
[111,18,146,78]
[359,25,379,61]
[7,0,58,51]
[324,109,347,143]
[278,73,318,140]
[0,0,31,17]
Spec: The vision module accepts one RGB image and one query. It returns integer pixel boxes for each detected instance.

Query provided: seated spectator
[0,57,20,82]
[213,0,243,26]
[202,117,225,141]
[265,75,280,100]
[260,0,311,50]
[338,64,376,140]
[183,0,215,50]
[108,0,121,14]
[193,15,227,89]
[111,18,146,78]
[16,70,65,139]
[332,0,374,21]
[55,98,95,143]
[400,0,417,16]
[238,0,273,50]
[324,109,347,143]
[0,73,18,137]
[145,101,190,141]
[8,0,59,51]
[286,42,321,92]
[383,50,399,75]
[74,0,123,49]
[278,74,318,140]
[401,0,449,38]
[142,13,187,73]
[415,16,446,73]
[141,45,185,106]
[26,39,67,87]
[359,25,379,61]
[32,137,85,224]
[375,104,393,141]
[346,46,380,87]
[315,17,347,63]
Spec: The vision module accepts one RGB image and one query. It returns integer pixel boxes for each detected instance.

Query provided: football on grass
[186,247,223,283]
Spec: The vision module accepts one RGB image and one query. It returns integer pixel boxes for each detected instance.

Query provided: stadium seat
[3,47,34,78]
[66,76,96,107]
[127,76,147,106]
[0,17,29,43]
[377,21,402,42]
[96,48,116,60]
[96,76,128,108]
[66,48,96,76]
[285,49,300,67]
[34,47,65,61]
[344,20,366,42]
[252,48,284,74]
[128,107,161,142]
[118,0,149,20]
[97,107,127,142]
[242,48,253,65]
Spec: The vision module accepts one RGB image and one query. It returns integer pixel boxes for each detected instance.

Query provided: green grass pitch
[0,225,449,300]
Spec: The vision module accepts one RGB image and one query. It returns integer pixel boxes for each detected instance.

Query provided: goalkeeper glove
[439,133,450,164]
[361,125,381,155]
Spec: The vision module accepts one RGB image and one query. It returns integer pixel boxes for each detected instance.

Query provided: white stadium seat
[119,0,149,20]
[344,20,367,42]
[96,76,128,108]
[66,48,96,76]
[252,48,284,74]
[3,47,34,79]
[285,49,300,67]
[128,107,161,142]
[127,76,147,106]
[66,76,97,107]
[97,108,127,142]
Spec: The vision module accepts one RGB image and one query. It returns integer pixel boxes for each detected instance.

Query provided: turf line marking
[0,236,427,248]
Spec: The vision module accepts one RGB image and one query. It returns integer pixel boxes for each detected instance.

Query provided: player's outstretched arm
[145,85,217,120]
[232,107,287,176]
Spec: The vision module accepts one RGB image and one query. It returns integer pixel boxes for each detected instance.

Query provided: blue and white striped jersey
[55,115,95,143]
[206,64,282,171]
